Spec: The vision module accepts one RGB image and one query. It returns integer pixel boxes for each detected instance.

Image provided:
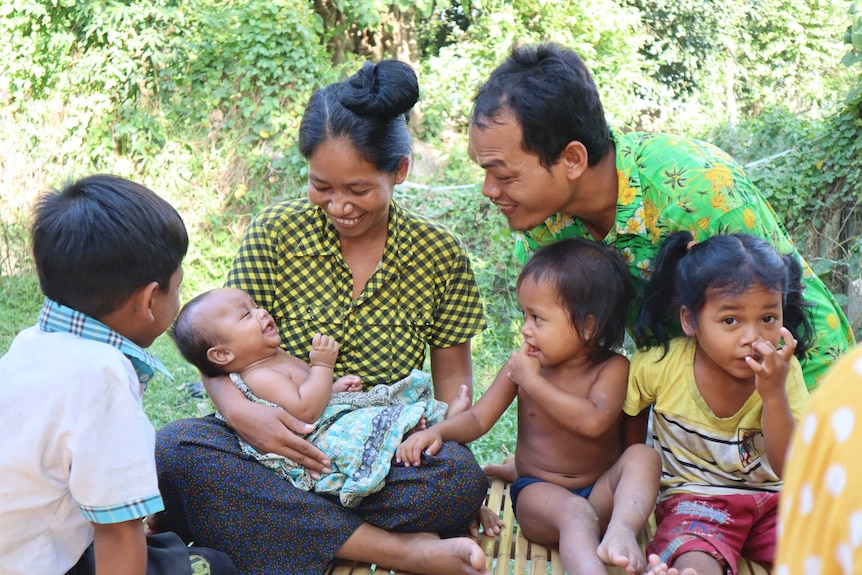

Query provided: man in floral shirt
[469,42,852,390]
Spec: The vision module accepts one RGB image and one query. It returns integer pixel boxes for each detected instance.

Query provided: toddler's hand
[507,342,541,386]
[309,333,339,369]
[469,505,504,539]
[332,375,362,393]
[396,430,443,467]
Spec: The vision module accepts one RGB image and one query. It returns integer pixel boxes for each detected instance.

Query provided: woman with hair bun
[156,60,492,575]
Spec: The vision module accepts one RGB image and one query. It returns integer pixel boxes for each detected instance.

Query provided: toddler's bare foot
[483,454,517,483]
[446,384,472,418]
[597,526,645,574]
[644,554,696,575]
[401,533,490,575]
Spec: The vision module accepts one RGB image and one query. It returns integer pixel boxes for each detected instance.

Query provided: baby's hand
[747,327,797,397]
[396,430,443,467]
[506,342,541,386]
[332,375,362,393]
[309,333,339,369]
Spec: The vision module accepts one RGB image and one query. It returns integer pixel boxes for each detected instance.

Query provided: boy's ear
[561,141,588,180]
[680,306,697,337]
[133,281,161,321]
[207,345,234,368]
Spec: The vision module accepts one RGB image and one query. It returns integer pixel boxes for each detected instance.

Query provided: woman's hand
[204,373,332,475]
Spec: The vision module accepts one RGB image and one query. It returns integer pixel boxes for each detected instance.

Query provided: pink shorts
[646,492,779,575]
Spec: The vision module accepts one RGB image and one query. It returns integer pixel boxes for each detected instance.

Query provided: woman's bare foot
[446,384,472,418]
[482,454,517,483]
[469,504,504,538]
[597,526,645,574]
[400,533,490,575]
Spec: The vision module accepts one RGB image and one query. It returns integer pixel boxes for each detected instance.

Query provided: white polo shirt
[0,327,164,575]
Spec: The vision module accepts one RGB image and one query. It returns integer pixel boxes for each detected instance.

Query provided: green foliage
[417,0,649,140]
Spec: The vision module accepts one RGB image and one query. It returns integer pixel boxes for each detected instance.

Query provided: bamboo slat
[325,477,771,575]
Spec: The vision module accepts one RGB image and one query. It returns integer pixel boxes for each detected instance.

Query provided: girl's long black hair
[633,231,813,359]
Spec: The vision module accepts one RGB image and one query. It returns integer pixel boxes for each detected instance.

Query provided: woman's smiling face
[306,138,408,239]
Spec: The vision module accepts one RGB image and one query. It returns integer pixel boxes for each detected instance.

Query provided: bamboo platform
[325,477,772,575]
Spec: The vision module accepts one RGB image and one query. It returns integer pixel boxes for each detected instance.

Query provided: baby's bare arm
[243,336,339,423]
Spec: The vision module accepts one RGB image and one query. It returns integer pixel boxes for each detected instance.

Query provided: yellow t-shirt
[776,345,862,574]
[625,337,808,500]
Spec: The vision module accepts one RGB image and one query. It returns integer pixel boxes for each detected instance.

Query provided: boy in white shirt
[0,175,235,575]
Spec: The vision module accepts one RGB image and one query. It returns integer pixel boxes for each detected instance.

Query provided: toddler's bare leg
[514,481,607,575]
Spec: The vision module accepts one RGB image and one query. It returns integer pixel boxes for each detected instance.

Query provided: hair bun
[338,60,419,120]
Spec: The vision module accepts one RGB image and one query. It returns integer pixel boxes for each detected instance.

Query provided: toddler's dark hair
[517,238,633,362]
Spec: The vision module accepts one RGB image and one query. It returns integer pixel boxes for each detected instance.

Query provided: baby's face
[201,288,282,360]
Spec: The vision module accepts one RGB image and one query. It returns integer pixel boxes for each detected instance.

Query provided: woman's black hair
[517,238,633,362]
[633,231,814,359]
[298,60,418,174]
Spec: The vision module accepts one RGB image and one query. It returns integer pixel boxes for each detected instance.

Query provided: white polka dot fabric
[776,346,862,574]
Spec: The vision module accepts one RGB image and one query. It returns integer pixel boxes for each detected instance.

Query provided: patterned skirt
[155,415,486,575]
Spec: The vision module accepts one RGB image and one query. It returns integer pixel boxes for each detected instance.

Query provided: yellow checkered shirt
[226,198,486,388]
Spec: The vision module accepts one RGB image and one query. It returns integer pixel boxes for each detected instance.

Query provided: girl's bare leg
[670,550,723,575]
[335,523,490,575]
[593,444,662,575]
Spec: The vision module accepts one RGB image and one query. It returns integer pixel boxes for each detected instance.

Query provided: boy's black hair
[517,238,633,362]
[299,59,418,174]
[31,174,188,319]
[471,42,612,171]
[170,290,224,378]
[633,231,814,359]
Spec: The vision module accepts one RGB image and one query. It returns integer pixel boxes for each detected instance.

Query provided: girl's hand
[506,342,541,386]
[746,327,797,397]
[396,430,443,467]
[332,375,362,392]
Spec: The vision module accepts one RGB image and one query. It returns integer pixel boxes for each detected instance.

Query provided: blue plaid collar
[38,298,172,387]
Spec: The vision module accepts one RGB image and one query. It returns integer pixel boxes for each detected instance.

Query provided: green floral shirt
[515,130,853,389]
